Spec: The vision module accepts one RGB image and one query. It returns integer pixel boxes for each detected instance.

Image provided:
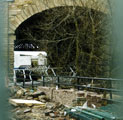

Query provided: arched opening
[14,6,110,77]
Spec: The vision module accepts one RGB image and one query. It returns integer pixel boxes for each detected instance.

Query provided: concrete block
[9,99,46,107]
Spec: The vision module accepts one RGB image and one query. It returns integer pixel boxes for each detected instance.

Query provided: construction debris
[16,89,24,98]
[29,91,46,98]
[65,106,117,120]
[9,86,113,120]
[24,108,31,113]
[10,101,67,120]
[9,99,46,107]
[9,86,67,120]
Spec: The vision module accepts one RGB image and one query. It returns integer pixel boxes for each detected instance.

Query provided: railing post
[42,76,45,86]
[13,69,17,85]
[58,76,60,88]
[109,79,112,99]
[23,70,26,88]
[29,71,33,90]
[77,77,80,90]
[56,76,60,90]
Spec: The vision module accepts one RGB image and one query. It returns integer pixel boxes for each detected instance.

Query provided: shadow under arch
[15,6,110,77]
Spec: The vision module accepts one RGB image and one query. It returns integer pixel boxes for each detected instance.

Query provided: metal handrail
[13,68,123,101]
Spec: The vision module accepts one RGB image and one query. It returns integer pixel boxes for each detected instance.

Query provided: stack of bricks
[38,87,107,107]
[76,91,107,108]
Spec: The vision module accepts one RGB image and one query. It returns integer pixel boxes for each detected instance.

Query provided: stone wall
[9,0,109,32]
[53,89,77,106]
[38,87,105,107]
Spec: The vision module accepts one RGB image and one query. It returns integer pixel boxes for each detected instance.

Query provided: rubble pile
[38,87,107,108]
[9,86,68,120]
[9,86,108,120]
[75,91,107,108]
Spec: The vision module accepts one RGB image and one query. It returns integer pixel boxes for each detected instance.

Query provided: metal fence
[13,68,123,102]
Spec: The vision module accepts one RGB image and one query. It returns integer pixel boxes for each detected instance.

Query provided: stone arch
[9,0,109,33]
[8,0,109,76]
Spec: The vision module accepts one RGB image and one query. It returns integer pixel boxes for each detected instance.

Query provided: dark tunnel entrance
[15,6,110,77]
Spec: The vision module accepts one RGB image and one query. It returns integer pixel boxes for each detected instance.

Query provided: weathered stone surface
[45,110,53,116]
[9,99,46,107]
[49,113,56,118]
[10,86,108,120]
[31,5,38,14]
[37,87,105,107]
[77,91,85,97]
[9,0,109,30]
[23,7,32,18]
[35,0,42,12]
[26,96,33,100]
[21,10,28,21]
[38,87,55,99]
[28,5,34,15]
[53,89,77,106]
[16,89,24,98]
[9,9,21,16]
[9,34,16,40]
[30,91,46,98]
[24,108,31,113]
[9,23,16,31]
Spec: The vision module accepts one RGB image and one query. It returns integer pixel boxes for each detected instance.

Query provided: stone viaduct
[8,0,109,76]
